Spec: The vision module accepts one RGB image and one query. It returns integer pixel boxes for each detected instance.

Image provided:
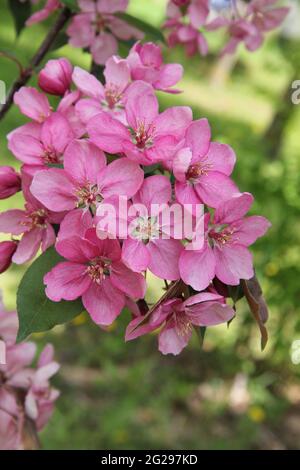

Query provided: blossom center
[186,162,212,182]
[75,184,102,208]
[130,216,160,242]
[43,146,62,164]
[22,208,48,229]
[209,226,234,246]
[132,121,155,149]
[87,258,111,284]
[104,85,123,109]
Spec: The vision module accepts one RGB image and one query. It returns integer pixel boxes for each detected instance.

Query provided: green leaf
[116,13,166,44]
[17,247,84,342]
[195,326,206,349]
[59,0,80,11]
[50,32,69,51]
[8,0,32,37]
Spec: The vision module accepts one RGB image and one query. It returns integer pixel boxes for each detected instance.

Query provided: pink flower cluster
[164,0,289,56]
[0,295,59,450]
[67,0,144,65]
[0,48,271,355]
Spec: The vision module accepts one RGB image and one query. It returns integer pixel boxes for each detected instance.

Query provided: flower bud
[38,58,73,96]
[0,241,17,274]
[0,166,21,199]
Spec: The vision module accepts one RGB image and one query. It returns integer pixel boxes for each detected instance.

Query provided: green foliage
[17,248,83,342]
[8,0,31,37]
[59,0,80,11]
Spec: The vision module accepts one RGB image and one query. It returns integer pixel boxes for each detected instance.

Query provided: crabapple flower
[126,42,183,93]
[38,58,73,96]
[14,87,51,123]
[0,304,59,450]
[0,241,17,274]
[8,112,74,167]
[44,228,146,325]
[164,0,210,56]
[179,192,271,291]
[88,80,192,165]
[26,0,61,26]
[73,56,131,124]
[67,0,143,65]
[116,175,184,280]
[0,166,21,199]
[0,169,63,264]
[126,292,235,355]
[173,118,238,208]
[248,0,289,33]
[30,139,144,212]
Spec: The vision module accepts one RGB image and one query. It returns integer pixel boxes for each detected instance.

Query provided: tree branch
[0,7,72,121]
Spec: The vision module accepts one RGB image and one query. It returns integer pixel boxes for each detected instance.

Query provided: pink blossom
[44,228,146,325]
[0,241,17,274]
[0,305,59,450]
[67,0,143,65]
[0,166,21,199]
[126,292,235,355]
[126,42,183,93]
[179,192,271,291]
[0,168,63,264]
[8,112,74,167]
[117,175,184,280]
[73,56,131,124]
[88,80,192,165]
[14,87,51,123]
[248,0,289,32]
[38,58,73,96]
[30,139,144,212]
[164,0,210,56]
[173,118,238,208]
[26,0,61,26]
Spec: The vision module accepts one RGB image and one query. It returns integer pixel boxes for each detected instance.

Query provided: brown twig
[0,7,72,121]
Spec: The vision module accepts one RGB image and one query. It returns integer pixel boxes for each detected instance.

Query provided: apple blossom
[0,166,21,200]
[44,228,146,325]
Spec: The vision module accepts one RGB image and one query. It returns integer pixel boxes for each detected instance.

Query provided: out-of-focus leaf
[8,0,32,37]
[241,274,269,350]
[17,247,84,342]
[116,12,166,44]
[50,32,69,51]
[59,0,80,11]
[195,326,206,348]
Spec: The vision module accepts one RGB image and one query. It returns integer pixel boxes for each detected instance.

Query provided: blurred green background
[1,0,300,450]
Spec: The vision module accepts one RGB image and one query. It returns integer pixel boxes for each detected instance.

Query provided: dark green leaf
[59,0,80,11]
[8,0,32,37]
[50,32,69,51]
[116,13,166,44]
[17,247,84,342]
[195,326,206,348]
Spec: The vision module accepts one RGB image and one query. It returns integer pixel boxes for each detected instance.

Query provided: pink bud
[0,241,17,274]
[38,58,73,96]
[0,166,21,199]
